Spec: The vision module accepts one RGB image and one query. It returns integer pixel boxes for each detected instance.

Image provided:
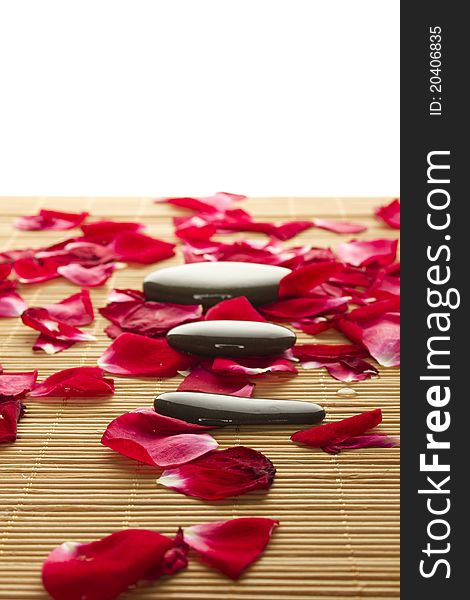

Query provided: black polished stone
[154,391,325,426]
[167,320,296,357]
[143,261,291,307]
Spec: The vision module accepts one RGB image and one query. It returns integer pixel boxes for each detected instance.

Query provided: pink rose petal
[0,370,38,400]
[43,289,94,326]
[14,209,88,231]
[312,219,367,234]
[323,433,400,454]
[336,239,398,267]
[57,263,116,287]
[0,289,28,317]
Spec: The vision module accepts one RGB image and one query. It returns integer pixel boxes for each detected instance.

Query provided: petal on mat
[32,335,75,355]
[361,314,400,367]
[278,262,341,298]
[211,357,297,377]
[375,198,400,229]
[130,408,217,434]
[117,301,202,337]
[271,220,314,240]
[13,257,61,284]
[110,232,175,264]
[42,529,188,600]
[81,220,144,238]
[101,410,217,468]
[323,359,378,382]
[205,296,266,322]
[260,296,350,320]
[0,263,12,279]
[158,192,245,214]
[0,289,28,317]
[98,332,197,376]
[335,239,398,267]
[0,370,38,400]
[0,399,24,444]
[291,317,333,336]
[291,409,382,448]
[14,209,88,231]
[322,433,400,454]
[21,308,96,342]
[29,367,114,398]
[158,446,276,500]
[178,366,254,397]
[292,343,367,361]
[43,289,94,326]
[57,263,116,287]
[184,518,279,580]
[312,218,367,234]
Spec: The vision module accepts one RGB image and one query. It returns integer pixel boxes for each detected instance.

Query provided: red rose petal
[111,232,175,264]
[42,529,188,600]
[29,367,114,398]
[205,296,266,322]
[43,290,94,326]
[101,409,218,468]
[57,263,116,287]
[60,241,117,265]
[278,262,340,298]
[211,356,297,378]
[260,296,350,320]
[336,239,398,267]
[117,302,202,337]
[13,257,61,284]
[312,218,367,234]
[178,366,254,397]
[0,289,28,317]
[131,408,216,434]
[159,192,245,214]
[14,209,88,231]
[375,199,400,229]
[0,399,24,443]
[81,220,144,238]
[174,215,217,241]
[158,446,276,500]
[98,332,196,376]
[32,335,75,354]
[323,433,399,454]
[291,409,382,448]
[0,263,12,279]
[184,518,279,580]
[271,220,314,240]
[107,288,145,303]
[103,324,124,339]
[21,308,96,342]
[291,317,333,335]
[0,370,38,400]
[323,359,378,382]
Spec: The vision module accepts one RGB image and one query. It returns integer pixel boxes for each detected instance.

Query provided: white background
[0,0,399,197]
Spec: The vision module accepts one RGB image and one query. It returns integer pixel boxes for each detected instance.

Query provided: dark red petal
[278,262,341,298]
[103,324,123,339]
[14,209,88,231]
[57,263,116,287]
[211,356,297,377]
[158,446,276,500]
[323,433,399,454]
[292,343,366,361]
[260,296,350,319]
[98,332,196,376]
[312,219,367,234]
[0,290,28,317]
[336,239,398,267]
[375,198,400,229]
[42,529,188,600]
[178,366,254,397]
[33,335,75,354]
[291,409,382,447]
[21,308,96,342]
[43,290,94,326]
[117,302,202,337]
[0,370,38,400]
[0,399,24,443]
[81,220,144,238]
[205,296,266,322]
[29,367,114,398]
[101,410,217,467]
[13,257,60,284]
[111,232,175,264]
[184,518,279,580]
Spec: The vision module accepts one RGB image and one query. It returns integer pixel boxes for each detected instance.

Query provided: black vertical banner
[401,2,467,598]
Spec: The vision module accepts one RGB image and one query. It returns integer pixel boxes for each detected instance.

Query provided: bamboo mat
[0,197,399,600]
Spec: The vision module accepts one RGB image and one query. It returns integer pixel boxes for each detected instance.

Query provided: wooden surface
[0,197,399,599]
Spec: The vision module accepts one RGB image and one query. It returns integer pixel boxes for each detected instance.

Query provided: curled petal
[21,308,96,342]
[13,257,60,284]
[271,220,314,240]
[57,263,116,287]
[42,529,188,600]
[323,433,400,454]
[29,366,114,398]
[211,356,297,378]
[98,332,196,376]
[323,359,378,382]
[375,198,400,229]
[0,370,38,400]
[43,289,94,326]
[101,409,217,467]
[278,262,340,298]
[0,399,24,443]
[158,446,276,500]
[159,192,245,213]
[312,218,367,234]
[14,209,88,231]
[178,366,254,397]
[260,296,350,320]
[184,518,279,579]
[205,296,266,322]
[336,239,398,267]
[32,335,75,354]
[0,290,28,317]
[362,314,400,367]
[111,232,175,264]
[130,408,216,434]
[291,409,382,448]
